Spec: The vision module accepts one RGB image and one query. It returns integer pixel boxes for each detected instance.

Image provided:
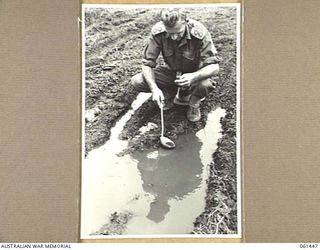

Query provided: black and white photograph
[81,3,241,239]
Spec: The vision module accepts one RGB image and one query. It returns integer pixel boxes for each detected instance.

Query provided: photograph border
[81,2,242,240]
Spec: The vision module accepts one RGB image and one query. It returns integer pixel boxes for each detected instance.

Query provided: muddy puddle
[81,93,226,237]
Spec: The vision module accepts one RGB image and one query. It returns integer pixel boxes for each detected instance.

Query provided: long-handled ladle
[159,103,176,149]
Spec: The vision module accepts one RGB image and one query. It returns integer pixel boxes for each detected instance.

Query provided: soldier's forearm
[142,65,159,92]
[194,64,219,82]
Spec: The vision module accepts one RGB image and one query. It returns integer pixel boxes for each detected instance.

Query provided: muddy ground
[84,6,238,235]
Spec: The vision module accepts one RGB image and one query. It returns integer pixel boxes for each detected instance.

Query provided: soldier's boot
[187,96,202,122]
[162,92,176,111]
[162,97,174,110]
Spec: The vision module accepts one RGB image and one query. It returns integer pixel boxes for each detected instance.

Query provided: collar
[164,24,191,40]
[185,24,192,40]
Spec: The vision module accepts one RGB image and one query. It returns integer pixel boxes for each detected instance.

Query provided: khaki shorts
[131,66,214,99]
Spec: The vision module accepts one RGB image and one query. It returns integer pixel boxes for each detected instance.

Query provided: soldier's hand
[174,73,197,88]
[151,87,164,108]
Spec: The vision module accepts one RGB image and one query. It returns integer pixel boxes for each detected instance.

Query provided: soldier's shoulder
[188,19,208,39]
[151,21,166,35]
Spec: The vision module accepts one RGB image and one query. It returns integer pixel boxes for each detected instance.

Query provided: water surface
[81,93,225,237]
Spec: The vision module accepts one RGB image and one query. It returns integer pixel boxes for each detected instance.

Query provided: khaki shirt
[142,19,220,73]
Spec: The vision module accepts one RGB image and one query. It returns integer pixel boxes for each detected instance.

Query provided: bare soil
[84,6,238,235]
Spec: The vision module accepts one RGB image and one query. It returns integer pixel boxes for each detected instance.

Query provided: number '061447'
[300,244,318,249]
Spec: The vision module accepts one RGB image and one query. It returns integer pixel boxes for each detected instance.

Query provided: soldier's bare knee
[192,79,214,98]
[131,73,143,89]
[131,73,151,92]
[198,79,213,91]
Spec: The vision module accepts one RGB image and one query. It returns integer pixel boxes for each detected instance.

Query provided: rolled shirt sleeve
[199,32,221,68]
[142,35,161,68]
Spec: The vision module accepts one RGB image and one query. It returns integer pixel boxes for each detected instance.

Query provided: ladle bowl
[160,136,176,149]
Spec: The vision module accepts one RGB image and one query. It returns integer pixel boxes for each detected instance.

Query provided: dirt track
[84,6,238,234]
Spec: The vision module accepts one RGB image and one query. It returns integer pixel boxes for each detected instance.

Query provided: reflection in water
[125,108,226,235]
[132,134,202,223]
[81,92,225,237]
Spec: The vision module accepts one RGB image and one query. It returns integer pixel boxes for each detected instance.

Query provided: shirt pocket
[162,49,174,68]
[163,48,174,57]
[182,51,196,60]
[181,50,200,72]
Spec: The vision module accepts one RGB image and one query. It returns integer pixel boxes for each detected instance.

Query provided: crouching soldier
[131,8,220,122]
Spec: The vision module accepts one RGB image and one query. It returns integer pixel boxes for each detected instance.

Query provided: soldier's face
[165,20,186,41]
